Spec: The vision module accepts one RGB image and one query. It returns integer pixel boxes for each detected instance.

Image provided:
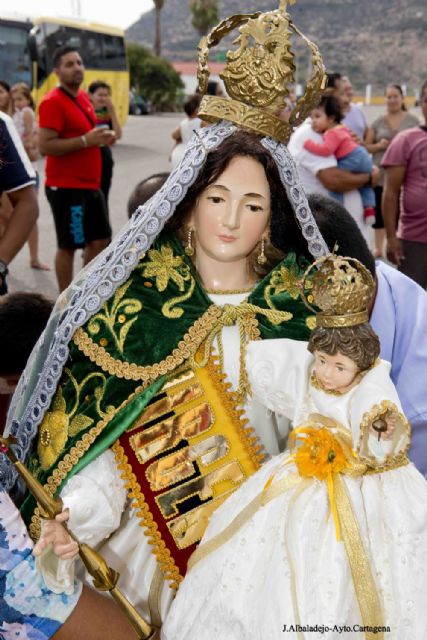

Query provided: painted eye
[247,204,263,213]
[208,196,224,204]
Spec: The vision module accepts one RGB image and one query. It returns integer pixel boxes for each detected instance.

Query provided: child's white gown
[161,339,427,640]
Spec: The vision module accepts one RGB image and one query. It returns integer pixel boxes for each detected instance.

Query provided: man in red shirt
[39,46,116,291]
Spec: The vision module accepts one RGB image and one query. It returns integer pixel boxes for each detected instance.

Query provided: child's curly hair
[308,323,380,372]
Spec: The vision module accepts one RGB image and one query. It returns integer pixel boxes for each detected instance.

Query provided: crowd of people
[1,11,427,638]
[0,46,122,295]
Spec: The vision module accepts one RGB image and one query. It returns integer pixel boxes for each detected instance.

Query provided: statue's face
[313,350,359,393]
[190,155,271,265]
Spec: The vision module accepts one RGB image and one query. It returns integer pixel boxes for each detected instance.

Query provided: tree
[153,0,165,56]
[189,0,219,37]
[126,42,184,112]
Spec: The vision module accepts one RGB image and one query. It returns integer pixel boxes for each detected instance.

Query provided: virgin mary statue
[0,2,332,638]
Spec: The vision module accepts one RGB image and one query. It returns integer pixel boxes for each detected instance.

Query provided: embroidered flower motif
[270,264,302,300]
[295,427,348,481]
[141,245,187,292]
[305,316,316,330]
[37,388,69,471]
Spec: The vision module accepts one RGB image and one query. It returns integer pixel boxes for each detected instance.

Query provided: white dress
[38,293,291,624]
[161,339,427,640]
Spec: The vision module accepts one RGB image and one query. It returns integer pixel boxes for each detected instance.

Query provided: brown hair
[308,324,380,372]
[11,82,35,110]
[165,129,291,277]
[386,84,407,111]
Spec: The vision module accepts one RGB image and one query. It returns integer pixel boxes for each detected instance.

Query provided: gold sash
[114,356,265,590]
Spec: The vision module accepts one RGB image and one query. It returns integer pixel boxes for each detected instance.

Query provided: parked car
[129,90,150,115]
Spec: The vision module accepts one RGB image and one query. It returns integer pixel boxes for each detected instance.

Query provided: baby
[304,94,376,226]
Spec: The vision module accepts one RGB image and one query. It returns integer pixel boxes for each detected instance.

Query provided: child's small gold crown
[197,0,326,144]
[302,255,375,328]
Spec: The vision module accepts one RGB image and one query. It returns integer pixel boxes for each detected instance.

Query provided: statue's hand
[33,510,79,560]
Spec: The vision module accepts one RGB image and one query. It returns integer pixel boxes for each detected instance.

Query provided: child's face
[311,107,334,134]
[12,92,29,110]
[91,87,110,109]
[313,350,359,392]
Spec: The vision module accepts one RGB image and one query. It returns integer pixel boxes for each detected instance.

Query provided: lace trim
[357,399,411,474]
[72,305,223,382]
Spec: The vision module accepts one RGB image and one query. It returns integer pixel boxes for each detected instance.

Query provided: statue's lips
[218,235,237,243]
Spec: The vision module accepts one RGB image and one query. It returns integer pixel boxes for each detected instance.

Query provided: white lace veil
[1,121,328,491]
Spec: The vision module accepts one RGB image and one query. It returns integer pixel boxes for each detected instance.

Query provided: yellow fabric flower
[37,389,69,471]
[295,427,348,480]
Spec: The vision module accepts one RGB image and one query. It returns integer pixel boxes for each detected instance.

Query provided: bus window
[0,21,31,85]
[101,35,126,71]
[43,24,83,74]
[31,24,48,87]
[85,32,103,69]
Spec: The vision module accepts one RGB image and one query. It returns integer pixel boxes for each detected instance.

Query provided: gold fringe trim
[205,353,265,469]
[112,440,183,591]
[72,305,223,381]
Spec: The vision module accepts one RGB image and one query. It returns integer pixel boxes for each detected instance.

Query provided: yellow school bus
[0,14,129,125]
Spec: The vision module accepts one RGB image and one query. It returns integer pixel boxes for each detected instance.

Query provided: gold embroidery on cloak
[72,305,223,381]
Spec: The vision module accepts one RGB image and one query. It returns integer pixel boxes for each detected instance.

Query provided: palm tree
[189,0,219,37]
[153,0,165,56]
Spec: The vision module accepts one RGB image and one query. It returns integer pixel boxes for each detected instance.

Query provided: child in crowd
[304,94,376,226]
[88,81,122,216]
[170,94,203,169]
[10,82,49,270]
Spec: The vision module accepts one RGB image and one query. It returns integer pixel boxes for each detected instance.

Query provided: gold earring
[185,228,195,256]
[257,238,267,265]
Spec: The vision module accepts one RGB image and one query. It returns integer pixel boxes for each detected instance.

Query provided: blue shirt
[342,103,367,140]
[371,261,427,477]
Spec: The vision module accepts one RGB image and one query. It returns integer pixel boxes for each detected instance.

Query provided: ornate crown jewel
[197,0,326,143]
[302,255,376,328]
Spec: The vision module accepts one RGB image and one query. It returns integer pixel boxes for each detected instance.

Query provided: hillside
[125,0,427,92]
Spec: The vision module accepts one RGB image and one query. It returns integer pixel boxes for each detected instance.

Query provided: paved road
[8,106,421,299]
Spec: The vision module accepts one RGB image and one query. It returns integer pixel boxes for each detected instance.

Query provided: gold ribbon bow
[191,302,292,399]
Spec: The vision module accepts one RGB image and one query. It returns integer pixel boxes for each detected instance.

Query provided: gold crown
[197,0,326,143]
[302,255,375,328]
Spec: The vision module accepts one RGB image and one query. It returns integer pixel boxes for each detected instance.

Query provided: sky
[5,0,154,30]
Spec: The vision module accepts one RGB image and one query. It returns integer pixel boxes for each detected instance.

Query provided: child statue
[160,255,427,640]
